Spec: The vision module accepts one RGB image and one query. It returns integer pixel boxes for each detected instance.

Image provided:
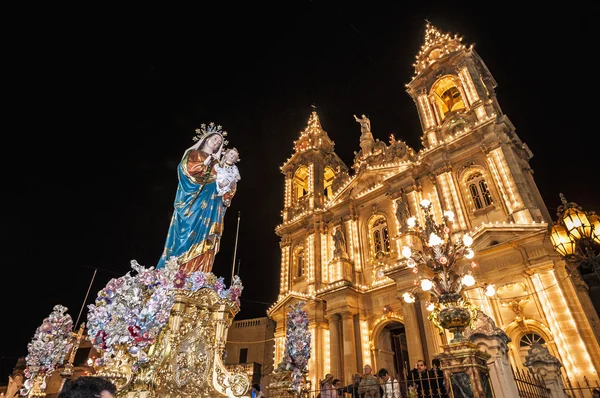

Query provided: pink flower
[173,270,187,288]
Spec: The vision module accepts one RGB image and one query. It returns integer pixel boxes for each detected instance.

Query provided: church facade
[266,24,600,390]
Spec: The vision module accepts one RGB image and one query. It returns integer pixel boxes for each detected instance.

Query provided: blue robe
[157,149,226,273]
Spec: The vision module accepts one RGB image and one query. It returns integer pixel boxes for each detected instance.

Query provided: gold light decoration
[589,213,600,244]
[551,193,600,282]
[550,224,576,257]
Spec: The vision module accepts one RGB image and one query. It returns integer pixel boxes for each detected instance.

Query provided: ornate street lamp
[550,193,600,280]
[400,199,491,343]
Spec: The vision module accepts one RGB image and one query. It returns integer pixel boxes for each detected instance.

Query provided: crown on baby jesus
[193,122,229,146]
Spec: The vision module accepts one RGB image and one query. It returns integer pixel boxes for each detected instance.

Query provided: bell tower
[277,110,348,294]
[405,22,551,225]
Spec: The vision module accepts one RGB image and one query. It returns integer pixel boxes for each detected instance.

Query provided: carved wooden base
[97,288,250,398]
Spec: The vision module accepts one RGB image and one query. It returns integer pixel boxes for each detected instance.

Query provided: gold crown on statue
[193,122,229,146]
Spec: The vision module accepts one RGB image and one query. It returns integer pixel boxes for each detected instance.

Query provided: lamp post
[550,193,600,281]
[400,199,493,343]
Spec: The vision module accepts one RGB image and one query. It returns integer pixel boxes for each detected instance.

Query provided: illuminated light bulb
[464,248,474,259]
[428,233,443,247]
[402,292,416,303]
[412,267,419,274]
[471,261,478,268]
[444,210,455,221]
[420,199,431,208]
[462,235,473,247]
[462,274,476,286]
[421,279,433,291]
[426,302,435,312]
[484,284,496,297]
[407,217,417,228]
[402,246,412,258]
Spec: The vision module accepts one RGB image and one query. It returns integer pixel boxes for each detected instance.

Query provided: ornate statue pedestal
[97,288,250,398]
[434,341,493,398]
[266,368,309,398]
[24,375,47,398]
[328,258,354,282]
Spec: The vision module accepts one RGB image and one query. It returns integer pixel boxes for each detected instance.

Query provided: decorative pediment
[471,224,547,251]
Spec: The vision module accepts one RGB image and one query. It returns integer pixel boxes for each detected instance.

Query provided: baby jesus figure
[215,147,241,206]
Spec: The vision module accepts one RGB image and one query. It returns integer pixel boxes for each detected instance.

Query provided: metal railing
[511,365,551,398]
[267,376,449,397]
[562,374,600,397]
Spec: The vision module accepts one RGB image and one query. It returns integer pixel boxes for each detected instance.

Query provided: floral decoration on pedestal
[21,305,73,396]
[87,259,179,367]
[284,301,311,393]
[87,257,244,370]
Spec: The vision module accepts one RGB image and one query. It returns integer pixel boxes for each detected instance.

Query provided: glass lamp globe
[402,292,416,303]
[462,274,476,287]
[421,279,433,291]
[484,284,496,297]
[462,235,473,247]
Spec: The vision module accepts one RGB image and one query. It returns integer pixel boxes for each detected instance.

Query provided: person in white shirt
[377,368,401,398]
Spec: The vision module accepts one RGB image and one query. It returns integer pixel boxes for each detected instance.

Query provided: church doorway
[374,320,410,381]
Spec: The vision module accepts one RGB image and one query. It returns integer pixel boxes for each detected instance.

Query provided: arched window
[294,247,305,278]
[519,333,546,348]
[466,171,493,210]
[369,215,391,257]
[432,76,466,120]
[324,166,335,199]
[293,166,309,203]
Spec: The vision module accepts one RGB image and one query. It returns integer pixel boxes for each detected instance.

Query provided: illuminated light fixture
[590,214,600,244]
[550,224,576,257]
[400,200,479,342]
[462,234,473,247]
[421,279,433,291]
[402,292,416,303]
[462,273,476,287]
[484,284,496,297]
[444,210,455,221]
[550,193,600,284]
[464,248,475,259]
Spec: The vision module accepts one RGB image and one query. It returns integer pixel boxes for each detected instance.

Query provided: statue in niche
[332,226,348,259]
[395,198,410,231]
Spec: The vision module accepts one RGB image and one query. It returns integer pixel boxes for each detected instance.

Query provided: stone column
[401,299,425,367]
[465,310,519,398]
[327,313,342,380]
[524,342,567,398]
[341,311,358,383]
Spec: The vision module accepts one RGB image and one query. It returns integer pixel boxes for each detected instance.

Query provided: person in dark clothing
[429,358,448,398]
[58,376,117,398]
[407,360,430,397]
[341,373,361,398]
[333,379,343,396]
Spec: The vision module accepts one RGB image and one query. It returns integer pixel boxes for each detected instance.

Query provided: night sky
[3,2,597,382]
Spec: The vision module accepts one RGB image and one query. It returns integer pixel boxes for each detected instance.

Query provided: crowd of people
[316,360,448,398]
[47,359,447,398]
